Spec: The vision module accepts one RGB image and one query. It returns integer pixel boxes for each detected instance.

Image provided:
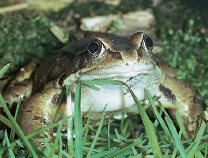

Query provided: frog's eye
[144,36,153,51]
[87,40,105,57]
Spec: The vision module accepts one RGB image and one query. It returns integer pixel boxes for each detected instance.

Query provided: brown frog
[1,32,203,138]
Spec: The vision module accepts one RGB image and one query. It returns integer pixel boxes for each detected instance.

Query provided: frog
[1,31,203,139]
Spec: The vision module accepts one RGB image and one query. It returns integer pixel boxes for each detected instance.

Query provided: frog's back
[32,40,89,93]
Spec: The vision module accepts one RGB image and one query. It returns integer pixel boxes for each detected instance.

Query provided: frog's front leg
[2,60,38,107]
[18,87,65,135]
[158,76,203,138]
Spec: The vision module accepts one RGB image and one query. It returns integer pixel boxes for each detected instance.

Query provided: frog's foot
[167,106,202,138]
[62,72,80,86]
[31,131,54,148]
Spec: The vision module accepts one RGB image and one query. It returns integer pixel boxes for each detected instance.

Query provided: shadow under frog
[1,32,204,139]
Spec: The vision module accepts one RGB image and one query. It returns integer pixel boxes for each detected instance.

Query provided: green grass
[0,95,38,157]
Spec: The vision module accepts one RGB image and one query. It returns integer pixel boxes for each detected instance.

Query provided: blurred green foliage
[0,14,62,74]
[160,19,208,107]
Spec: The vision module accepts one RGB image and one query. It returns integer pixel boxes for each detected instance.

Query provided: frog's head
[63,32,158,84]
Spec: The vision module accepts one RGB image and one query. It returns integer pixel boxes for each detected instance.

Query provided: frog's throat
[62,63,158,86]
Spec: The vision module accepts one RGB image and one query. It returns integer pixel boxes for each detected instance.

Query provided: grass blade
[107,138,146,158]
[48,122,62,158]
[171,146,178,158]
[145,90,172,138]
[91,148,117,158]
[58,135,63,158]
[74,84,83,158]
[126,85,162,158]
[187,121,206,158]
[9,116,70,149]
[66,85,74,155]
[86,106,106,158]
[10,100,21,141]
[5,131,15,158]
[164,115,187,158]
[81,80,100,90]
[0,115,14,130]
[82,79,124,86]
[0,63,10,79]
[108,114,112,150]
[83,108,92,146]
[176,112,189,139]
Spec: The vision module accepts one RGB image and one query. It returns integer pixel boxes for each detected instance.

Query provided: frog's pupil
[145,36,153,48]
[88,41,99,53]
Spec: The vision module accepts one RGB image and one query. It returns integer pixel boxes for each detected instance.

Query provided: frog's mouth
[79,63,155,80]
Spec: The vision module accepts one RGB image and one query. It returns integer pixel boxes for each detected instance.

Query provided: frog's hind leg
[158,76,203,138]
[18,88,64,136]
